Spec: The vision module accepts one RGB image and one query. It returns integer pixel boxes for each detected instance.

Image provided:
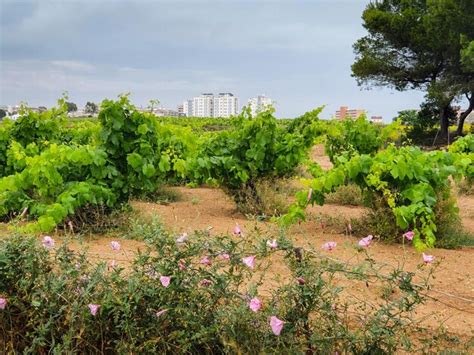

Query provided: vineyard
[0,96,473,353]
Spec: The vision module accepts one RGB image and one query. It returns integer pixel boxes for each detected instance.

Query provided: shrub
[285,145,466,249]
[0,144,117,232]
[8,102,66,149]
[0,223,448,353]
[190,107,322,214]
[324,116,403,165]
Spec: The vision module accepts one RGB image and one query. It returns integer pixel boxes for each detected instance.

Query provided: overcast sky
[1,0,428,120]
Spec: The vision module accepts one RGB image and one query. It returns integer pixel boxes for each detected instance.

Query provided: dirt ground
[63,184,474,340]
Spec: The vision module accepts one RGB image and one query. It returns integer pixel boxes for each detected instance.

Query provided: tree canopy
[352,0,474,137]
[84,101,98,115]
[65,102,78,113]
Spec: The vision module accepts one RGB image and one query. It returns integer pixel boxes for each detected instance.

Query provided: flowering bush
[0,220,451,353]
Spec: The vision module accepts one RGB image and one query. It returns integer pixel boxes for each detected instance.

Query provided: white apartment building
[192,93,214,117]
[247,95,273,116]
[213,93,239,118]
[181,93,239,118]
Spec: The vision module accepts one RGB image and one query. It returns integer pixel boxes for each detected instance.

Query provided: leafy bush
[99,95,192,199]
[285,145,465,249]
[61,119,101,146]
[190,108,321,213]
[0,223,445,353]
[0,118,13,177]
[9,102,66,149]
[449,134,474,185]
[0,144,117,232]
[0,95,201,232]
[324,116,402,165]
[449,134,474,154]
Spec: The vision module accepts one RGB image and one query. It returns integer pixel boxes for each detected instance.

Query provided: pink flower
[296,277,305,285]
[160,276,171,288]
[347,223,352,232]
[88,303,100,316]
[200,256,212,266]
[176,233,188,244]
[178,259,187,271]
[42,236,55,249]
[403,231,415,241]
[0,297,7,310]
[249,297,262,312]
[200,279,212,287]
[307,188,313,202]
[155,309,168,318]
[270,316,284,336]
[218,253,230,261]
[266,239,278,249]
[233,223,242,236]
[242,256,256,269]
[422,253,435,264]
[110,241,121,251]
[322,241,337,251]
[358,235,373,248]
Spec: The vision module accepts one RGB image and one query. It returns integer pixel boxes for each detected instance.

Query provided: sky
[0,0,428,121]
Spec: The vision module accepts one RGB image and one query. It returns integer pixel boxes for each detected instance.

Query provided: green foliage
[449,134,474,182]
[449,134,474,154]
[189,107,321,213]
[65,101,77,112]
[156,116,231,133]
[9,102,66,149]
[0,96,201,231]
[324,116,402,164]
[84,101,99,115]
[352,0,474,136]
[286,145,465,249]
[0,144,117,232]
[61,119,100,146]
[99,95,177,199]
[0,118,13,177]
[0,224,444,353]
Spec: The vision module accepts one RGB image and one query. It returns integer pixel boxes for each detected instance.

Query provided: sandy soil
[130,186,474,335]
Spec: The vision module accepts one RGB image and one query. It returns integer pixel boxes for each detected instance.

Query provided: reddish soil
[129,185,472,339]
[137,187,474,333]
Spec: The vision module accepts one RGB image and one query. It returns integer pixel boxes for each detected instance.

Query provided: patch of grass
[59,203,134,235]
[455,178,474,195]
[351,201,400,243]
[325,183,364,206]
[434,192,474,248]
[125,215,167,242]
[138,185,182,205]
[234,178,298,217]
[352,191,474,249]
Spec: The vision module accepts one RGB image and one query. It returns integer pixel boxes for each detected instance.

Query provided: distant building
[335,106,365,120]
[214,93,239,118]
[247,95,273,116]
[177,104,185,117]
[192,93,214,117]
[370,116,383,124]
[181,93,239,118]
